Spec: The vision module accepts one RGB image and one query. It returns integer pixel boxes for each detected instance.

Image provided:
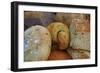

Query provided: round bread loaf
[47,22,69,50]
[24,25,51,61]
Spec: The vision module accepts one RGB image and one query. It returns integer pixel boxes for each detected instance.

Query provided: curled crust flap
[48,22,69,50]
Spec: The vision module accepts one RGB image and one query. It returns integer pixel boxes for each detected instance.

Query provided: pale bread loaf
[70,19,90,51]
[24,25,51,61]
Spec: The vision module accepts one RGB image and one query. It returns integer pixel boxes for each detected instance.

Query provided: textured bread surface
[24,25,51,61]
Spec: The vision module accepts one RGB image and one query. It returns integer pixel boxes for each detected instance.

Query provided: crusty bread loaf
[24,25,51,61]
[47,22,69,50]
[67,48,90,59]
[70,18,90,51]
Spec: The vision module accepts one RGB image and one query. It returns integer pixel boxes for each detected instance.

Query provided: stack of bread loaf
[24,12,90,61]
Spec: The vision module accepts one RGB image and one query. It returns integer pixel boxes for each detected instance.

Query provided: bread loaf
[70,18,90,51]
[24,25,51,61]
[47,22,69,50]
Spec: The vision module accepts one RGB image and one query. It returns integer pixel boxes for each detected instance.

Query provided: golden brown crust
[47,22,69,50]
